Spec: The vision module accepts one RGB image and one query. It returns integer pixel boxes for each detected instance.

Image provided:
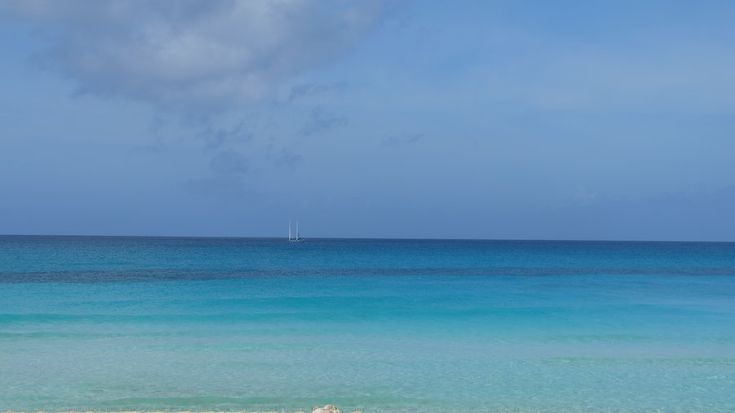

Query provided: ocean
[1,236,734,412]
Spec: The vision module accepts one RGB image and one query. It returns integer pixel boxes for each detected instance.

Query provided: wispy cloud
[195,120,252,151]
[299,106,348,136]
[269,148,303,168]
[288,81,348,102]
[382,132,424,146]
[209,148,249,176]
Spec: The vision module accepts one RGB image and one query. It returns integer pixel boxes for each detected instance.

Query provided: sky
[1,0,734,241]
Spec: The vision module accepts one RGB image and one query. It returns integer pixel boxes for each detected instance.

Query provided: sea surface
[1,236,734,412]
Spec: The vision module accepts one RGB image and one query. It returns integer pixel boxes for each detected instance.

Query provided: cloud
[3,0,383,111]
[195,120,252,150]
[209,148,249,176]
[270,148,303,167]
[288,81,348,102]
[382,132,424,146]
[299,106,348,136]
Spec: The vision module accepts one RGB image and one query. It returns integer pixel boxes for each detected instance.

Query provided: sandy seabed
[2,406,359,413]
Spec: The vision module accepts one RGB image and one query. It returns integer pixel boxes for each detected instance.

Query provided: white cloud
[4,0,382,111]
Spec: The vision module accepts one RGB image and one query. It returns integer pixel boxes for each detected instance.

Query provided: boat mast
[289,220,292,241]
[296,221,300,240]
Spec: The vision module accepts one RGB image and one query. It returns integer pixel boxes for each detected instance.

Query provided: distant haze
[1,1,734,241]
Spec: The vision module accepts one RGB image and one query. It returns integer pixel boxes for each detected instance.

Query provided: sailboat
[288,220,304,242]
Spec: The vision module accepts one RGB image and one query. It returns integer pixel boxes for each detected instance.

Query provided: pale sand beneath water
[3,406,360,413]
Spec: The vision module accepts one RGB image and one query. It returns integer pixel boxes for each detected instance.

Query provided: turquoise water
[1,236,734,412]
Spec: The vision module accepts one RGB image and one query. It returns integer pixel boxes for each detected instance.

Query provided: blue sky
[1,0,734,241]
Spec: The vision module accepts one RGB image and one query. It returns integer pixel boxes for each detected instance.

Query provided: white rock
[312,404,341,413]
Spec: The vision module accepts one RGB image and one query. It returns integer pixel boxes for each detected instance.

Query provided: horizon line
[1,233,734,244]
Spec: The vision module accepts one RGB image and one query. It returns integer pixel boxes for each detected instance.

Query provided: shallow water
[1,236,734,412]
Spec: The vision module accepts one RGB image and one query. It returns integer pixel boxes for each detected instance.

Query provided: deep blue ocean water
[1,236,734,412]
